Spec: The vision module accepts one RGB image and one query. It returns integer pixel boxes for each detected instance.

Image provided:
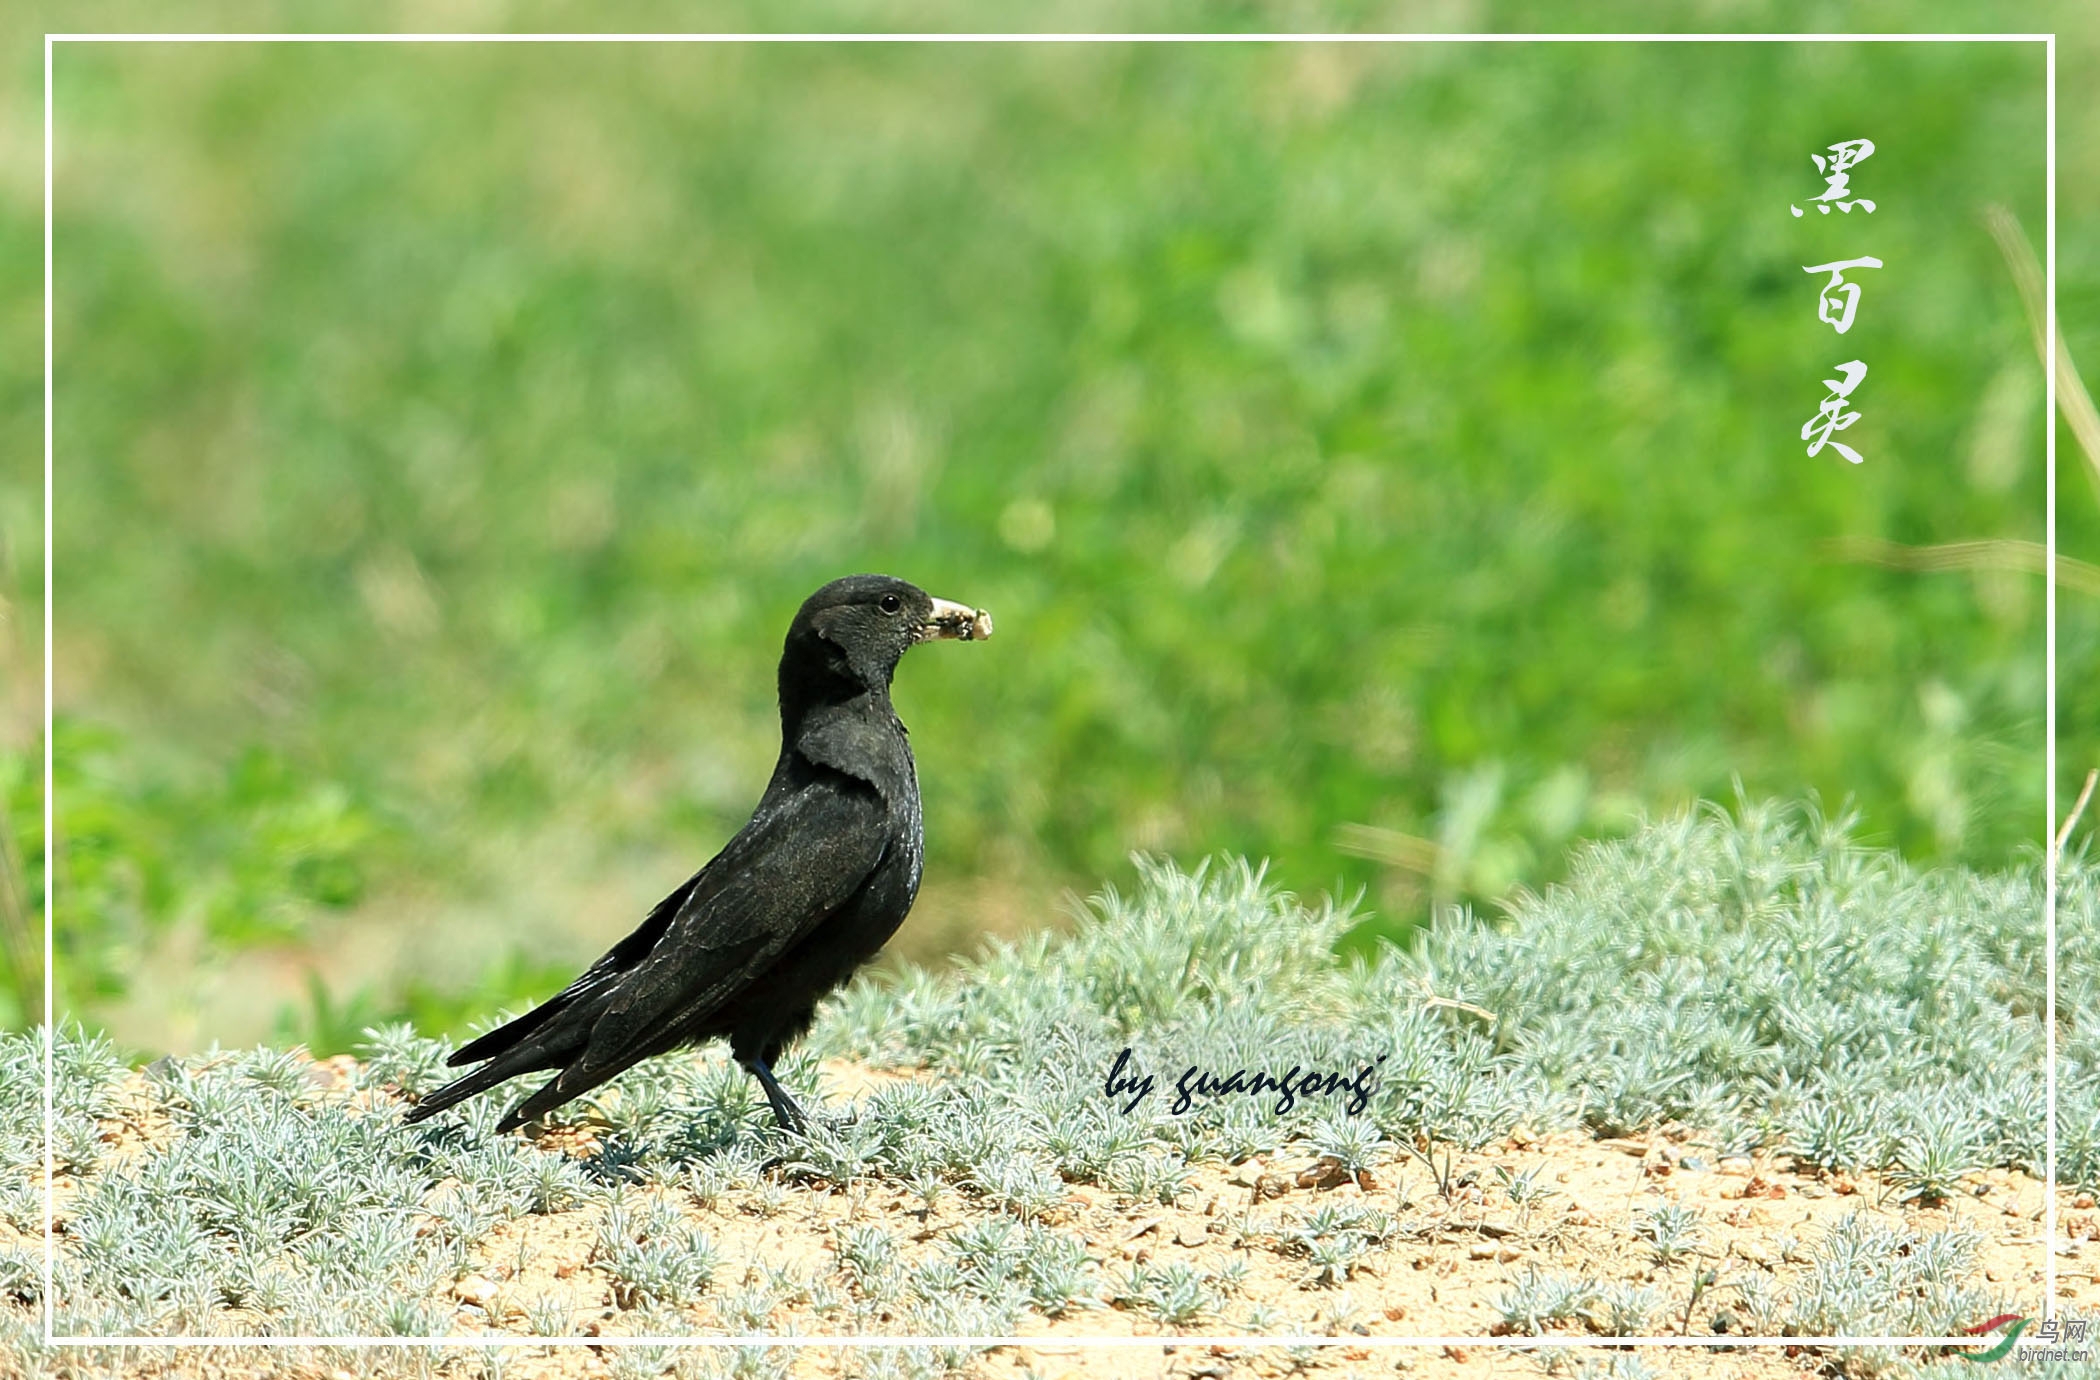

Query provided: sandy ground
[17,1057,2088,1380]
[447,1127,2067,1379]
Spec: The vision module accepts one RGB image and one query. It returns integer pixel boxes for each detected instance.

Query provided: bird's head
[781,574,992,705]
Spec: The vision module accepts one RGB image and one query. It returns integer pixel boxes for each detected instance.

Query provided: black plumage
[402,574,992,1134]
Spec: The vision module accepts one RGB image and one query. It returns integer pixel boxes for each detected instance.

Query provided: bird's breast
[900,791,925,899]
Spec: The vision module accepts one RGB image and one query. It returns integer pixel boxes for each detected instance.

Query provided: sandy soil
[457,1126,2068,1379]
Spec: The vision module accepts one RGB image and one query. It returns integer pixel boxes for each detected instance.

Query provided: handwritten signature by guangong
[1103,1047,1388,1117]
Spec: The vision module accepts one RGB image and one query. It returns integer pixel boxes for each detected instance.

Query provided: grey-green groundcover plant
[3,798,2093,1378]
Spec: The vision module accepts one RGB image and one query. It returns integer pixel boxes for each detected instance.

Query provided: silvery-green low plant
[1493,1162,1557,1229]
[1887,1101,1988,1205]
[1306,1110,1390,1177]
[1101,1149,1192,1205]
[1783,1214,1993,1341]
[594,1197,720,1309]
[1293,1199,1395,1247]
[968,1154,1066,1221]
[1599,1281,1661,1335]
[1729,1272,1785,1335]
[1638,1203,1705,1267]
[1493,1268,1602,1335]
[1115,1260,1217,1325]
[1572,1355,1663,1380]
[520,1289,574,1337]
[835,1222,901,1294]
[1015,1227,1096,1316]
[1302,1231,1368,1287]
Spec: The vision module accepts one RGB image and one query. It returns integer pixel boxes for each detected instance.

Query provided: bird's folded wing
[574,773,889,1078]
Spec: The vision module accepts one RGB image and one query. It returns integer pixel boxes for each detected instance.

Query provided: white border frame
[37,26,2049,1361]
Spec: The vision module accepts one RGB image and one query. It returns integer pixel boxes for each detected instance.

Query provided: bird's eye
[879,594,903,615]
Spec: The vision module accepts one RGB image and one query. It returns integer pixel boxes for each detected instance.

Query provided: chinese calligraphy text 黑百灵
[1795,139,1879,464]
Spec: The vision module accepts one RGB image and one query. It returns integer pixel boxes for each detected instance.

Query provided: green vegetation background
[0,4,2090,1054]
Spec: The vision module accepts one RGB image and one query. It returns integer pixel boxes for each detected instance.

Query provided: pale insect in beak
[919,596,994,642]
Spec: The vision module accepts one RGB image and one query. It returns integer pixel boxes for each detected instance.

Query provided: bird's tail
[445,995,576,1069]
[401,1025,579,1126]
[493,1065,604,1133]
[403,1042,632,1134]
[401,1056,528,1125]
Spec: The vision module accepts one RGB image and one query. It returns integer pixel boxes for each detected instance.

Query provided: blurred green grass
[3,28,2087,1050]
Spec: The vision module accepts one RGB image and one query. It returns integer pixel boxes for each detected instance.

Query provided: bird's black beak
[919,596,994,643]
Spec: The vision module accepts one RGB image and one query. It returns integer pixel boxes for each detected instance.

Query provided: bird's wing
[574,770,890,1078]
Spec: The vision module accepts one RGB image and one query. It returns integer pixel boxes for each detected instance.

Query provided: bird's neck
[778,657,898,744]
[777,636,890,723]
[782,686,891,734]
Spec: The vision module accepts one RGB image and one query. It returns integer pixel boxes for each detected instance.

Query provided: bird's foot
[741,1057,812,1137]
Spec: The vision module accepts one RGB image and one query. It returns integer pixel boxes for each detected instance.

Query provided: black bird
[403,574,992,1134]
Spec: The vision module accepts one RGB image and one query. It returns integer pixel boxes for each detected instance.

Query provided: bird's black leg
[742,1057,810,1135]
